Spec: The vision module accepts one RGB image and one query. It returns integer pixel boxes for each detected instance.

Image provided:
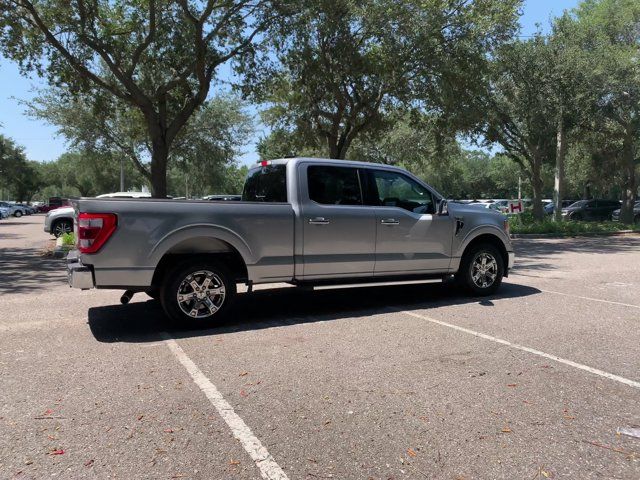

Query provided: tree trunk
[619,132,637,224]
[531,155,544,221]
[150,142,169,198]
[553,111,566,222]
[327,138,348,159]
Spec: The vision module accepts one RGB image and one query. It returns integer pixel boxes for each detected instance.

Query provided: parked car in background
[0,201,28,217]
[561,199,621,221]
[16,203,37,215]
[468,202,503,212]
[0,206,10,219]
[38,198,71,213]
[611,201,640,224]
[544,200,579,215]
[96,191,151,199]
[202,194,242,201]
[44,192,152,237]
[44,207,74,237]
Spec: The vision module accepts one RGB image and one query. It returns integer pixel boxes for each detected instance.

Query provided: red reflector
[77,213,117,253]
[260,160,269,167]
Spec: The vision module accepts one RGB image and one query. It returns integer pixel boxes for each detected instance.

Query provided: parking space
[1,216,639,479]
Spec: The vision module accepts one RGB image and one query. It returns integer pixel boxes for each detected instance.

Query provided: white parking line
[162,334,289,480]
[397,310,640,390]
[539,289,640,310]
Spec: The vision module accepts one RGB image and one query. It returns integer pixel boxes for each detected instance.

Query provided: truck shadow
[88,281,541,343]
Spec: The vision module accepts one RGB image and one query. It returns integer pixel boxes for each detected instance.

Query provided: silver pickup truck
[68,158,514,325]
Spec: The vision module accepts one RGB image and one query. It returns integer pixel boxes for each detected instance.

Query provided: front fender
[450,224,513,273]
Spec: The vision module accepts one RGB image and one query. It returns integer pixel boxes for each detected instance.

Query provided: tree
[244,0,521,160]
[0,135,43,202]
[45,150,148,197]
[28,90,253,196]
[565,0,640,223]
[0,0,273,197]
[475,35,558,219]
[548,15,590,221]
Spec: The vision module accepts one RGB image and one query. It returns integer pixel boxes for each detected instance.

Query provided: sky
[0,0,581,166]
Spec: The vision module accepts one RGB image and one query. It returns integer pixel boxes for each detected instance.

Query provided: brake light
[77,213,117,253]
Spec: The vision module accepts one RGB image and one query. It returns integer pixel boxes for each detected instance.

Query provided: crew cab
[67,158,515,325]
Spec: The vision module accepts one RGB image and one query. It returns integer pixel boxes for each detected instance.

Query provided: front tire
[457,244,504,296]
[160,260,236,327]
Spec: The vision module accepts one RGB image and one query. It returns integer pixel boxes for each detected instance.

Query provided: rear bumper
[67,250,94,290]
[508,251,515,269]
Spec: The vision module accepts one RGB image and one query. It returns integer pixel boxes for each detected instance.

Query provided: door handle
[381,218,400,225]
[309,217,330,225]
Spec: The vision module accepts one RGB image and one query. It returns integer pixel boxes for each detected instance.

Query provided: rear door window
[307,165,363,206]
[242,164,287,202]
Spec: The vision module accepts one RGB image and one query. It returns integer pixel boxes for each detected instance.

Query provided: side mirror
[437,199,448,216]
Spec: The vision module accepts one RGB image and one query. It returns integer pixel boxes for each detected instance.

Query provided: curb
[511,230,639,239]
[52,237,73,259]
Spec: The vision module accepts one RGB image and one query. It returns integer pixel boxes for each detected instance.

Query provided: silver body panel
[68,158,514,290]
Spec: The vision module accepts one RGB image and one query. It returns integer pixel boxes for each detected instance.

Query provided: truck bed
[72,198,295,287]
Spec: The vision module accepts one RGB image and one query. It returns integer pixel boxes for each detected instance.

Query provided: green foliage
[560,0,640,222]
[28,93,252,198]
[0,0,271,197]
[30,150,148,199]
[0,135,43,202]
[475,35,559,219]
[245,0,521,160]
[60,232,75,247]
[510,216,640,235]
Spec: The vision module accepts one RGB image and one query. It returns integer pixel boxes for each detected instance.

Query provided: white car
[96,191,151,198]
[44,192,151,237]
[44,206,75,237]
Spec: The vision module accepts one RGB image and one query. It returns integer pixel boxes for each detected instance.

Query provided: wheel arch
[459,232,509,276]
[150,234,249,289]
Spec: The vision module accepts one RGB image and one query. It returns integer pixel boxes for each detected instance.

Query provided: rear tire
[457,243,504,296]
[160,259,236,327]
[14,210,22,218]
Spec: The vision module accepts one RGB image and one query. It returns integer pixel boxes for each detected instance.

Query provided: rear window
[242,165,287,202]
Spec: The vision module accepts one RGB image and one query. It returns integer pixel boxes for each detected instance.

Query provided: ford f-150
[67,158,515,325]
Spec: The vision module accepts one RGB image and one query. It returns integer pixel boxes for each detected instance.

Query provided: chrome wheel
[54,221,72,237]
[471,252,498,289]
[176,270,226,319]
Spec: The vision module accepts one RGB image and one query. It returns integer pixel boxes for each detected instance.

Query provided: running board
[312,278,445,291]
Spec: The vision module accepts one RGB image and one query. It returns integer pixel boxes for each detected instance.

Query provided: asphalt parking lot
[1,215,639,479]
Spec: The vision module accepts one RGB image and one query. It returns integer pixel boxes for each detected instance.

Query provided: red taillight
[77,213,117,253]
